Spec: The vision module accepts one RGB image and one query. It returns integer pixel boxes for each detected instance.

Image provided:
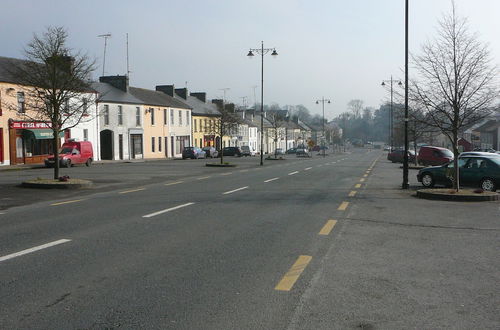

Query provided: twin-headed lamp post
[247,41,278,166]
[315,97,331,157]
[381,77,402,151]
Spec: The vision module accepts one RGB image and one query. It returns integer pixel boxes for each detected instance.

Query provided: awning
[23,129,64,140]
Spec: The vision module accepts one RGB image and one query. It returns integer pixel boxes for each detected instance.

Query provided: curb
[21,180,93,189]
[205,163,236,167]
[416,189,499,202]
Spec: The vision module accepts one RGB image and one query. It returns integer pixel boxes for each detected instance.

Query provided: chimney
[100,75,129,92]
[175,88,187,100]
[212,99,223,109]
[225,103,235,112]
[190,92,206,103]
[155,85,175,97]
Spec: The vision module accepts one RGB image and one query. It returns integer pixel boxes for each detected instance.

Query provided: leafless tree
[410,3,499,190]
[8,26,96,179]
[209,102,240,164]
[347,99,364,118]
[266,110,287,158]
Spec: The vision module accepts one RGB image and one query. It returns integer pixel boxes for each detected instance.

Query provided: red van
[417,146,454,166]
[45,140,93,168]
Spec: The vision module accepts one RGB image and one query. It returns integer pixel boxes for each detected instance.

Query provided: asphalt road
[1,149,498,329]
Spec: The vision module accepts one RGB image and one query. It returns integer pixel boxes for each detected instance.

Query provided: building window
[179,110,182,126]
[118,105,123,125]
[151,137,155,152]
[164,109,167,125]
[170,109,174,126]
[103,104,109,125]
[17,92,25,113]
[186,112,190,126]
[204,119,208,132]
[158,137,162,152]
[136,107,141,126]
[83,129,88,141]
[82,98,88,115]
[64,98,70,114]
[194,119,197,132]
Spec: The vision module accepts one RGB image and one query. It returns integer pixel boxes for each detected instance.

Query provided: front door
[118,134,123,160]
[100,130,113,160]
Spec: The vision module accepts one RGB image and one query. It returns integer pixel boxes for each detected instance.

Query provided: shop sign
[9,121,52,129]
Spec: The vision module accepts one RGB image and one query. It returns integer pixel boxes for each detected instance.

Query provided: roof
[91,82,143,105]
[177,94,220,116]
[129,87,191,109]
[0,56,27,84]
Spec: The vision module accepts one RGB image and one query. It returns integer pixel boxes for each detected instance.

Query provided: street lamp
[381,77,402,151]
[315,97,331,157]
[247,41,278,166]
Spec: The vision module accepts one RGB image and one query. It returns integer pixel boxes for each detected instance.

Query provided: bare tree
[266,110,287,158]
[347,99,364,118]
[410,3,499,190]
[8,26,96,179]
[209,101,240,164]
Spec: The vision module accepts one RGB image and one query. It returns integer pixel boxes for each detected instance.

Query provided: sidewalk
[288,158,499,330]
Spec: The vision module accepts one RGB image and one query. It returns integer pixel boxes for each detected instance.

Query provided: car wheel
[480,178,496,192]
[421,173,434,188]
[65,160,71,168]
[85,158,92,167]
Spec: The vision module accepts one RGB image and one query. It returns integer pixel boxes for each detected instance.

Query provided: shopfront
[8,120,64,165]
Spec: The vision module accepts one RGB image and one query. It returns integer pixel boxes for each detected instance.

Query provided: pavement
[0,149,498,329]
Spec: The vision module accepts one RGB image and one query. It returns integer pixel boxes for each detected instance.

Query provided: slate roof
[0,56,27,84]
[130,87,191,109]
[91,82,143,105]
[176,94,220,116]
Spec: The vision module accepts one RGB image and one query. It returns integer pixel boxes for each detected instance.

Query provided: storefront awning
[23,129,64,140]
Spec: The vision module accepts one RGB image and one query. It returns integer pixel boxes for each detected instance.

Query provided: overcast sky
[2,0,499,118]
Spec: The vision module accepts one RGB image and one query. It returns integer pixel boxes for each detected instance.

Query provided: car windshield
[184,147,194,151]
[489,157,500,166]
[60,147,72,154]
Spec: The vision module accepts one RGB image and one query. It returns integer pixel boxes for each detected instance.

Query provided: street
[1,149,498,329]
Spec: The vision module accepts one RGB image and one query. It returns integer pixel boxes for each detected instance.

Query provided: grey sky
[2,0,499,118]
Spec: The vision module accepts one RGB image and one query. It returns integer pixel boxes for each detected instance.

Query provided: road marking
[355,183,362,188]
[197,176,211,180]
[239,169,249,172]
[0,239,71,262]
[51,199,84,206]
[304,167,312,171]
[288,171,299,176]
[348,191,357,197]
[264,177,279,183]
[338,201,349,211]
[275,255,312,291]
[165,181,183,186]
[220,172,233,176]
[317,165,323,167]
[142,202,195,218]
[0,212,5,215]
[119,188,146,194]
[363,174,368,177]
[223,186,249,195]
[359,178,365,182]
[319,220,337,235]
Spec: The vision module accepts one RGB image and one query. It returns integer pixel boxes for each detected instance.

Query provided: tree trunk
[52,130,60,180]
[452,130,460,191]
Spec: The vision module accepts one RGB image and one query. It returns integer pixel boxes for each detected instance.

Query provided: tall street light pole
[247,42,278,166]
[381,76,402,151]
[315,97,331,157]
[98,34,111,76]
[403,0,410,189]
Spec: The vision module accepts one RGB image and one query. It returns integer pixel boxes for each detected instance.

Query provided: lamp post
[403,0,410,189]
[315,97,331,157]
[381,77,402,151]
[247,41,278,166]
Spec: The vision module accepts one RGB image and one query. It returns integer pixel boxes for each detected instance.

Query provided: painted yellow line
[119,188,146,194]
[319,220,337,235]
[355,183,362,188]
[51,199,84,206]
[348,191,357,197]
[165,181,183,186]
[363,174,368,177]
[338,201,349,211]
[275,255,312,291]
[359,178,365,182]
[197,176,211,180]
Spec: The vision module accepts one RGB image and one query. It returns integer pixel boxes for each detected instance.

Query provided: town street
[0,149,498,329]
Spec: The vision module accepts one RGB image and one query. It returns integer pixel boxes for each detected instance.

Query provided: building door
[118,134,123,160]
[100,129,113,160]
[130,134,143,159]
[164,137,168,157]
[0,128,3,163]
[171,137,174,157]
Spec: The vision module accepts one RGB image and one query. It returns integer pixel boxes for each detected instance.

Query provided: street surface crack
[345,217,499,231]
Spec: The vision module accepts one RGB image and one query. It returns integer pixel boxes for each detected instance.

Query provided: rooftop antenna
[126,33,130,78]
[240,96,248,109]
[98,33,112,76]
[219,88,230,104]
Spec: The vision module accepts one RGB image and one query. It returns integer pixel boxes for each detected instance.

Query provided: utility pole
[98,33,111,76]
[316,97,331,157]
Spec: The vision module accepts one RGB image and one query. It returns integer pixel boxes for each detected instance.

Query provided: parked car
[417,146,454,166]
[459,151,500,158]
[274,148,285,155]
[417,155,500,191]
[286,148,297,154]
[387,149,416,163]
[202,146,218,158]
[311,145,320,152]
[45,140,93,168]
[296,147,310,157]
[182,147,206,159]
[222,147,242,157]
[240,145,256,157]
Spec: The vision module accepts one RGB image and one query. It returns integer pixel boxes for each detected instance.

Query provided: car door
[460,158,481,186]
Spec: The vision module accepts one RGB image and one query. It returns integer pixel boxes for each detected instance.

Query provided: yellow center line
[119,188,146,194]
[275,255,312,291]
[363,174,368,177]
[355,183,362,188]
[359,178,365,182]
[319,220,337,235]
[165,181,183,186]
[348,191,357,197]
[197,176,211,180]
[338,201,349,211]
[51,199,84,206]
